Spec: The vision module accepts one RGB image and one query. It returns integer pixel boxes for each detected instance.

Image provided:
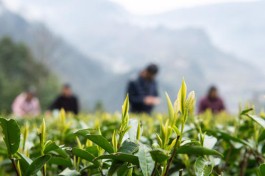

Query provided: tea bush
[0,81,265,176]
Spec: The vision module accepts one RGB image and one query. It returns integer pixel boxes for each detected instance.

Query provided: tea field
[0,81,265,176]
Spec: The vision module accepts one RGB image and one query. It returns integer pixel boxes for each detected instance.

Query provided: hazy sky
[2,0,254,19]
[111,0,253,15]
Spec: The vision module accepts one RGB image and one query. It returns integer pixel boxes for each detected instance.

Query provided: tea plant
[0,80,265,175]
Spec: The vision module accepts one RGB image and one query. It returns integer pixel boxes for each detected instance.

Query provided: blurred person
[199,86,225,114]
[48,84,79,114]
[127,64,160,114]
[12,88,40,117]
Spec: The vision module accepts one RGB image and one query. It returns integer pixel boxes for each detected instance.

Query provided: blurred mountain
[0,1,264,112]
[0,2,114,111]
[139,0,265,70]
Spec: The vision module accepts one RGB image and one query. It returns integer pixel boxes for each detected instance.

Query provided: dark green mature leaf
[74,128,96,137]
[16,152,33,175]
[108,161,123,176]
[137,144,154,176]
[48,157,72,167]
[240,108,253,115]
[117,164,132,176]
[72,148,99,166]
[118,140,139,154]
[44,140,58,153]
[195,157,213,176]
[85,146,99,157]
[44,140,68,158]
[150,149,169,164]
[259,164,265,176]
[86,135,114,153]
[0,146,7,157]
[259,131,265,143]
[0,118,20,156]
[176,146,223,158]
[26,155,51,175]
[96,153,139,165]
[207,130,250,146]
[59,168,80,176]
[247,115,265,129]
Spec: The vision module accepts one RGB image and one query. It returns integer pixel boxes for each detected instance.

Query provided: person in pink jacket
[12,88,41,117]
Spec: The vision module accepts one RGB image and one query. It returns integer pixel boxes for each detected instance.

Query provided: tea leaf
[137,144,154,176]
[72,147,99,166]
[247,115,265,129]
[150,149,169,164]
[176,146,223,157]
[0,118,20,156]
[195,157,213,176]
[59,168,80,176]
[118,140,139,154]
[259,164,265,176]
[26,155,51,175]
[86,135,114,153]
[96,153,139,165]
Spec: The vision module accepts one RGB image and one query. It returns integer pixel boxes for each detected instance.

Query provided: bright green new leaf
[86,134,114,153]
[122,95,129,120]
[26,155,51,175]
[186,91,196,115]
[195,157,213,176]
[176,79,187,114]
[0,118,20,156]
[165,92,175,121]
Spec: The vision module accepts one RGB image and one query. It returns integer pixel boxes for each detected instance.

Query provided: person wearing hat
[126,64,160,114]
[12,87,41,117]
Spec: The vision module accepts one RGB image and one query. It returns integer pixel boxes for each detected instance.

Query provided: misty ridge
[0,0,264,112]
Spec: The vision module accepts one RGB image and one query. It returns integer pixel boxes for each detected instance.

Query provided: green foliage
[0,37,59,112]
[137,143,155,176]
[0,80,265,175]
[194,157,213,176]
[26,155,51,176]
[0,118,20,157]
[259,164,265,176]
[86,135,114,153]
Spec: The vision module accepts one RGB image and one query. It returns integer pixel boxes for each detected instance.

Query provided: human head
[62,84,73,97]
[25,87,36,101]
[141,63,159,81]
[208,86,218,99]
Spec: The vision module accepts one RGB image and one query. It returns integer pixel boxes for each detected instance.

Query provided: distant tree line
[0,37,60,113]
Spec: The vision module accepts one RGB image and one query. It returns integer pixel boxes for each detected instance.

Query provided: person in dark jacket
[127,64,160,114]
[49,84,79,114]
[199,86,225,114]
